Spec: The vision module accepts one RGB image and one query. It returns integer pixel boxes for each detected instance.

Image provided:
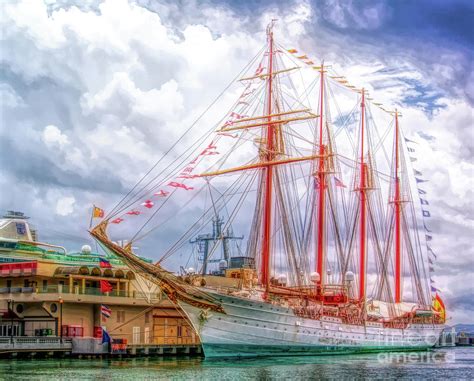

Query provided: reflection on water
[0,347,472,380]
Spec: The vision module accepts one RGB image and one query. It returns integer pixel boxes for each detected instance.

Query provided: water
[0,347,472,380]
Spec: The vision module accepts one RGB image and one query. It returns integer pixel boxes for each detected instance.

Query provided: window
[177,325,182,337]
[6,280,11,288]
[132,326,140,344]
[145,311,150,324]
[116,311,126,323]
[144,327,150,344]
[43,280,48,291]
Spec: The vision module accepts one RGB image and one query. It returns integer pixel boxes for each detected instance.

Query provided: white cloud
[55,196,76,216]
[321,0,390,30]
[42,125,70,148]
[81,73,184,123]
[0,83,25,108]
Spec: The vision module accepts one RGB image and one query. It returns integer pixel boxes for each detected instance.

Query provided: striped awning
[0,261,37,277]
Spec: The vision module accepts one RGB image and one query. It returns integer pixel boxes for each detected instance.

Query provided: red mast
[316,63,326,287]
[394,110,402,303]
[358,89,367,301]
[261,22,275,291]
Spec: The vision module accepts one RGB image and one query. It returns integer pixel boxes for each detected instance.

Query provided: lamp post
[7,299,13,341]
[59,297,63,341]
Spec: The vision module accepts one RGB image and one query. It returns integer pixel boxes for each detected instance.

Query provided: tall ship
[90,23,445,358]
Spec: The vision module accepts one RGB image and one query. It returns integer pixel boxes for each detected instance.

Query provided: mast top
[266,19,277,36]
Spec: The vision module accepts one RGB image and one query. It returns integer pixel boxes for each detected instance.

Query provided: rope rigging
[89,27,437,320]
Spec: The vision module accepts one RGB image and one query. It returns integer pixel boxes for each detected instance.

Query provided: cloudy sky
[1,0,472,323]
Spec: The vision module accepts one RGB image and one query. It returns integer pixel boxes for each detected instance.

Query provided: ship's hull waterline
[179,291,442,359]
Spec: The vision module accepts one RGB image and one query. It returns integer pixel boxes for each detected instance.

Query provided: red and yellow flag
[432,293,446,322]
[92,206,105,218]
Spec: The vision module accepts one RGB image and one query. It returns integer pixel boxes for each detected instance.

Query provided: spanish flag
[432,293,446,322]
[287,49,298,54]
[92,206,105,218]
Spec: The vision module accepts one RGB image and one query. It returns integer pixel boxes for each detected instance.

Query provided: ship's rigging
[91,22,438,323]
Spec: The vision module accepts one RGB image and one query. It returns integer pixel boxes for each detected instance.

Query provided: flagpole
[90,204,99,254]
[89,204,95,229]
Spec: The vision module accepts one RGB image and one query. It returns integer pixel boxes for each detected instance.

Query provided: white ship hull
[179,290,443,358]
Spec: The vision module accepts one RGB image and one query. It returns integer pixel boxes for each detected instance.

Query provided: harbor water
[0,347,472,380]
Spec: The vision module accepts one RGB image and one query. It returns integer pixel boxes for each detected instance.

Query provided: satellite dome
[219,260,228,270]
[278,274,287,284]
[345,271,355,282]
[187,267,195,274]
[310,272,320,283]
[81,245,92,254]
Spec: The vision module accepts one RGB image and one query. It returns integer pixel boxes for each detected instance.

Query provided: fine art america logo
[376,333,454,364]
[377,351,455,364]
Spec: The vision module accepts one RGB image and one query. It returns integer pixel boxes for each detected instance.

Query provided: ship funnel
[310,272,320,283]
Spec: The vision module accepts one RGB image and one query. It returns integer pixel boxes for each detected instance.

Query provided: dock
[0,336,202,358]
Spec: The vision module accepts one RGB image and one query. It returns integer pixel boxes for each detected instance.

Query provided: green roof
[0,240,153,266]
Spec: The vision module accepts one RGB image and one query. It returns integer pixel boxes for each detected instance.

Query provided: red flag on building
[99,258,112,269]
[101,304,112,319]
[100,280,113,293]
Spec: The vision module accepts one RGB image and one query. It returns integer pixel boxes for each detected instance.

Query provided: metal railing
[0,285,161,300]
[0,336,73,349]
